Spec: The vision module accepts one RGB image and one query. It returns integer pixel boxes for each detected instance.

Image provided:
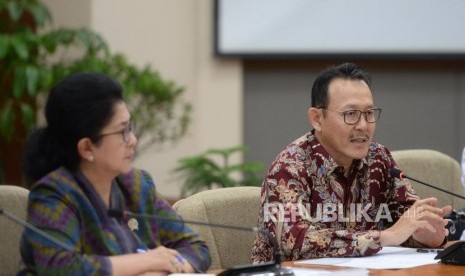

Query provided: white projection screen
[215,0,465,59]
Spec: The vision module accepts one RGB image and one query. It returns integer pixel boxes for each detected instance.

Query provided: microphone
[389,167,465,265]
[389,168,465,200]
[0,208,74,252]
[107,209,294,276]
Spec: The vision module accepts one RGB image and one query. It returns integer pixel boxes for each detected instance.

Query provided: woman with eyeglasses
[20,73,210,275]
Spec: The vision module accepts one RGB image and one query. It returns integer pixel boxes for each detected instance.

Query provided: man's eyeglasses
[320,108,382,125]
[97,121,134,144]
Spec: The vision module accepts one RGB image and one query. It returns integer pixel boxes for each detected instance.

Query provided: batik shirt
[19,167,210,275]
[251,131,421,263]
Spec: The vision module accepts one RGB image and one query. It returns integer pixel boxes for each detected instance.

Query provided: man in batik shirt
[251,63,451,262]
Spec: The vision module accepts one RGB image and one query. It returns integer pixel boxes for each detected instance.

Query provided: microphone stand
[389,168,465,265]
[0,208,74,252]
[218,230,293,276]
[446,210,465,239]
[1,208,86,275]
[395,170,465,201]
[109,210,294,276]
[266,233,294,276]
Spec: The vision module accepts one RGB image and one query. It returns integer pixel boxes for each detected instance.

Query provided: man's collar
[308,130,369,175]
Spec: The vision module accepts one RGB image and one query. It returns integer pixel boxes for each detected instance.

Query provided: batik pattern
[251,131,419,262]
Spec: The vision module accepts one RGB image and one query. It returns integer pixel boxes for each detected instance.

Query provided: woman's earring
[88,155,94,162]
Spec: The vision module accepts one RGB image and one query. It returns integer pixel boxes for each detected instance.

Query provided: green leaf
[6,1,23,22]
[40,32,58,53]
[20,103,35,134]
[23,29,39,46]
[51,28,75,45]
[0,35,9,59]
[25,65,39,96]
[38,67,53,89]
[28,2,52,27]
[76,29,92,49]
[0,102,15,141]
[12,66,26,99]
[93,33,109,53]
[11,36,29,60]
[173,145,265,195]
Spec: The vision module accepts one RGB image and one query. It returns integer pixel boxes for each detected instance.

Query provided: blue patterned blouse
[19,167,210,275]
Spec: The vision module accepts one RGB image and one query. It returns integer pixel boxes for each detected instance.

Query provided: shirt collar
[308,130,369,176]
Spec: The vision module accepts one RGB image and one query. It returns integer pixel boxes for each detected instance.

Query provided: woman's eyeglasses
[97,121,134,144]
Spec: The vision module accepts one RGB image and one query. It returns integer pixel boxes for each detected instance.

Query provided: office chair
[173,186,261,270]
[0,185,29,275]
[391,149,465,208]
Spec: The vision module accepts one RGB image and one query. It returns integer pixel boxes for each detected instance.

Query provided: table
[284,261,465,275]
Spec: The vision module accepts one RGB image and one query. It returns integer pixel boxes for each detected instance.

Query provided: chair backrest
[172,186,261,270]
[0,185,29,275]
[391,149,465,208]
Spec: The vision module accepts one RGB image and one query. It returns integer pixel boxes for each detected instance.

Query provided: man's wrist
[411,234,448,248]
[380,229,396,247]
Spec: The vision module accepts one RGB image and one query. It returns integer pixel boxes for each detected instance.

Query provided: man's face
[315,78,376,169]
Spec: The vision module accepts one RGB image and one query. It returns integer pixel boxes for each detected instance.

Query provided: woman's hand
[145,246,194,273]
[110,246,196,275]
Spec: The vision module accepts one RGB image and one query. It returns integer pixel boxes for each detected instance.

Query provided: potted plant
[0,0,191,186]
[173,146,265,197]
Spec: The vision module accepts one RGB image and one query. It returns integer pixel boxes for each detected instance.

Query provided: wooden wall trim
[243,60,465,71]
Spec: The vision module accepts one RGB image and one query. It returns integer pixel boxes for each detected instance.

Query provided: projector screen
[215,0,465,59]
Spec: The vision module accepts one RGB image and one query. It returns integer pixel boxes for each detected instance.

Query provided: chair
[391,149,465,208]
[172,186,261,270]
[0,185,29,275]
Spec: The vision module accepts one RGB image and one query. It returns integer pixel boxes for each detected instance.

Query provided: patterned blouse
[19,167,210,275]
[251,131,420,263]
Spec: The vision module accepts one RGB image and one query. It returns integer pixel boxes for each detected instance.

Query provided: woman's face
[91,101,137,177]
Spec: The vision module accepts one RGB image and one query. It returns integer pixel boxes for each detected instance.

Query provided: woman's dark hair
[22,73,124,186]
[311,62,372,108]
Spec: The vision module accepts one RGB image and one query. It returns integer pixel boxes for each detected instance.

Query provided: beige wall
[43,0,242,198]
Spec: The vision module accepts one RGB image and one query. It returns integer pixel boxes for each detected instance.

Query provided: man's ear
[77,138,95,162]
[308,107,322,131]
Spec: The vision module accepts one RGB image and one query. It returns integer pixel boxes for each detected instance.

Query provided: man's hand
[412,198,452,247]
[380,197,451,247]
